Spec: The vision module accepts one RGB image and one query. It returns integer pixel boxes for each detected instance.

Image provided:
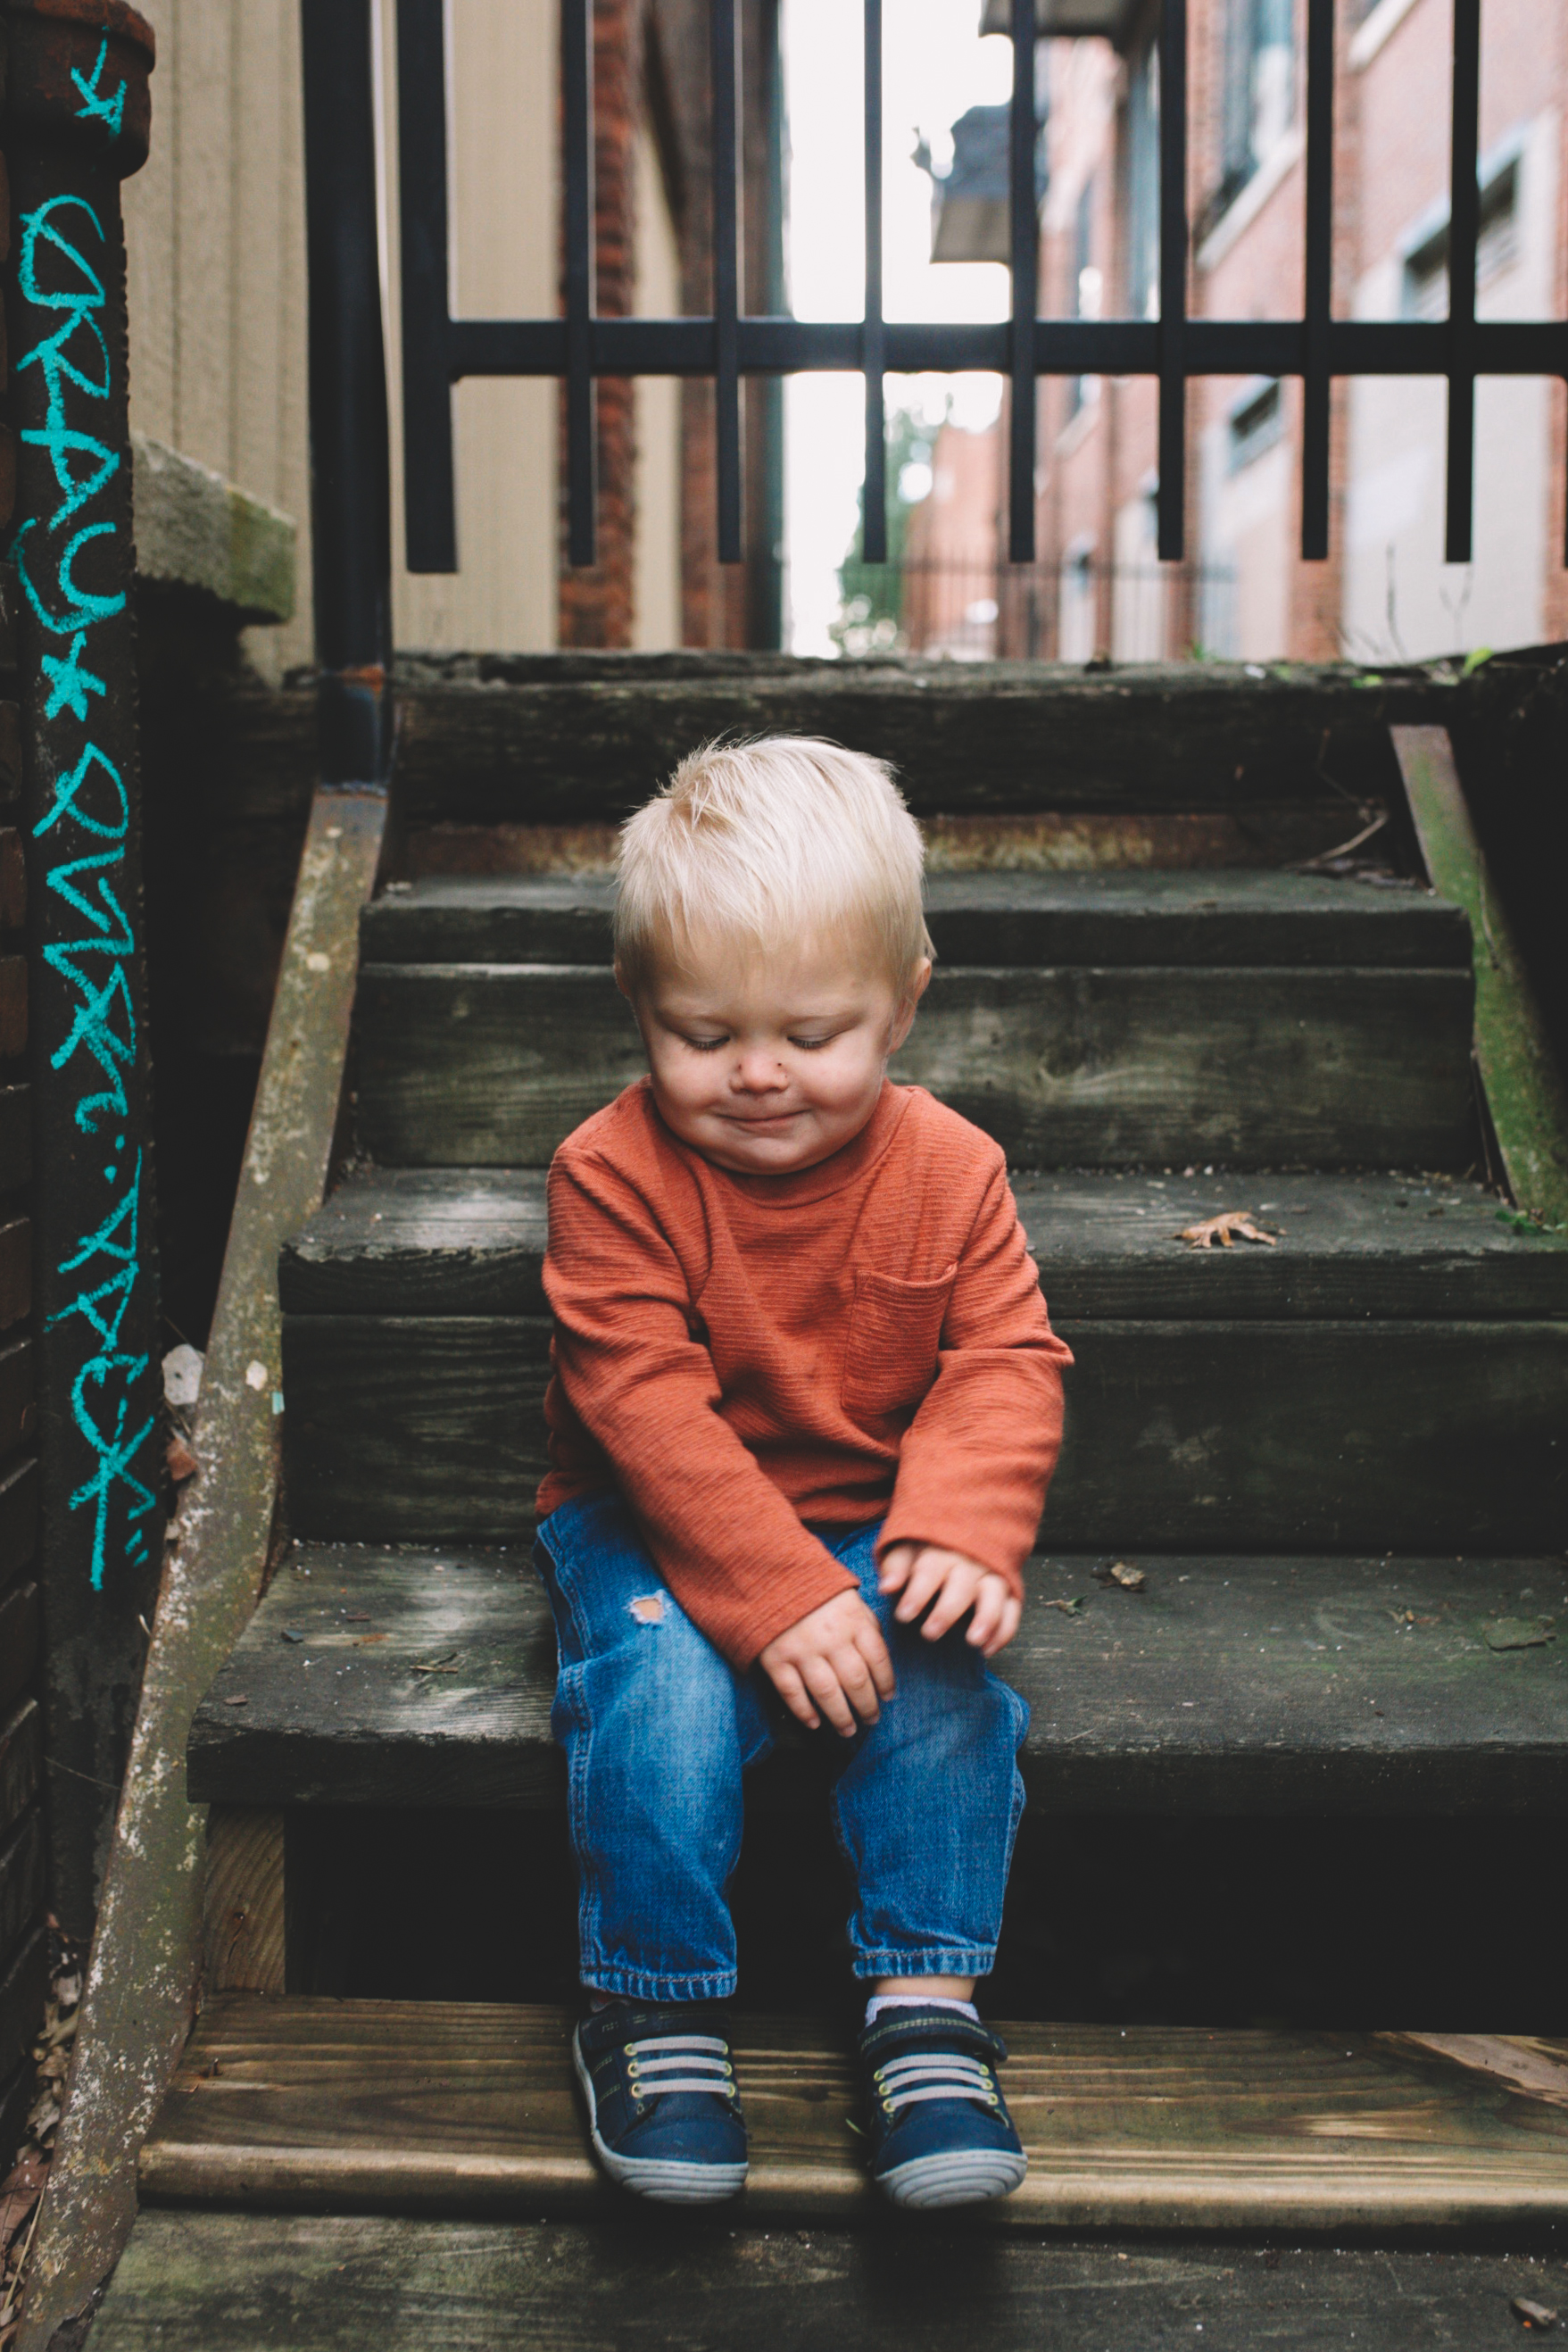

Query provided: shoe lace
[872,2050,1000,2117]
[623,2032,737,2100]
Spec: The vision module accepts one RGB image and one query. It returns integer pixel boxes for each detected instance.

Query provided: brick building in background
[936,0,1568,662]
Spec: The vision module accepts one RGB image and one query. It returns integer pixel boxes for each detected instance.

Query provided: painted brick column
[3,0,162,1936]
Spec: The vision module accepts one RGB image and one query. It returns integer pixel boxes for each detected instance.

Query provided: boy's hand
[878,1542,1021,1658]
[759,1590,896,1738]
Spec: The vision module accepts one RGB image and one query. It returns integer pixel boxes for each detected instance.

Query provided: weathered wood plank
[1394,725,1568,1230]
[0,1924,46,2086]
[0,827,26,933]
[281,1167,1568,1322]
[187,1550,1568,1816]
[278,1311,1567,1553]
[354,965,1477,1171]
[0,1806,44,1976]
[0,1582,38,1716]
[0,953,26,1056]
[384,655,1446,822]
[0,1083,32,1193]
[90,2208,1568,2352]
[0,1455,37,1592]
[137,1993,1568,2231]
[0,1698,42,1844]
[0,1340,36,1456]
[0,1218,32,1329]
[363,870,1472,971]
[281,1317,551,1541]
[203,1809,286,1997]
[0,2055,36,2179]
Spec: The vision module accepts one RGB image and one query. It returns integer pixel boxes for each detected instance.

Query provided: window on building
[1218,0,1295,213]
[1401,156,1521,321]
[1227,378,1283,471]
[1125,39,1159,321]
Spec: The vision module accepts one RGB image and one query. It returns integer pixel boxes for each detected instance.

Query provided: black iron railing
[297,0,1568,785]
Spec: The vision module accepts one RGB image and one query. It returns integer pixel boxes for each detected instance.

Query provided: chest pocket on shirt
[841,1264,957,1420]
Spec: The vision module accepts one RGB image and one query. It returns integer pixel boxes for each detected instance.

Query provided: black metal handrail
[297,0,1568,781]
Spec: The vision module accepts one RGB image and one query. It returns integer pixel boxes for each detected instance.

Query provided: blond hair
[614,737,933,992]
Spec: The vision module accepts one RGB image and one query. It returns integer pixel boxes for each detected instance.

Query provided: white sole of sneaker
[875,2148,1029,2209]
[571,2024,749,2206]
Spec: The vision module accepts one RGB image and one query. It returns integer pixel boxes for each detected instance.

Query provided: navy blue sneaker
[858,2005,1027,2208]
[572,1999,748,2204]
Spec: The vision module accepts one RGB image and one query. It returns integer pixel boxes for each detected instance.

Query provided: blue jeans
[534,1491,1029,2001]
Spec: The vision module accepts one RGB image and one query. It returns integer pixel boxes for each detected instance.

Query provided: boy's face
[622,930,931,1176]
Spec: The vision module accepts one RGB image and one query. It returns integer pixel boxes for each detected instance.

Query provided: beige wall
[124,0,312,678]
[122,0,564,677]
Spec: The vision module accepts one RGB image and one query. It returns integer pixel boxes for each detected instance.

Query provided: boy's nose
[732,1049,789,1093]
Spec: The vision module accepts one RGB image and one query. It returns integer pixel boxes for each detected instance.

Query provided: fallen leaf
[1042,1596,1084,1616]
[165,1436,198,1483]
[1096,1562,1147,1592]
[222,1694,249,1708]
[1512,2298,1558,2330]
[344,1612,371,1623]
[279,1629,305,1645]
[1486,1619,1556,1652]
[1177,1211,1278,1251]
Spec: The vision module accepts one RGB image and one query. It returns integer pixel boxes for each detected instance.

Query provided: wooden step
[278,1166,1568,1546]
[363,869,1473,969]
[278,1310,1568,1551]
[374,651,1448,823]
[187,1548,1568,1816]
[282,1165,1568,1321]
[135,1992,1568,2234]
[354,960,1475,1172]
[93,2212,1568,2352]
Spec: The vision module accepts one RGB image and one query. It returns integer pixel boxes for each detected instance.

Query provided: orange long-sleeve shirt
[537,1077,1072,1669]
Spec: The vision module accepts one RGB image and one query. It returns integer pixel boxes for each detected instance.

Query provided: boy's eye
[682,1034,728,1052]
[788,1035,834,1051]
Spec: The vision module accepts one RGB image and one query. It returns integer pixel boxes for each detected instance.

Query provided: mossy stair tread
[137,1992,1568,2230]
[363,869,1472,968]
[281,1166,1568,1320]
[78,2207,1568,2351]
[187,1550,1568,1815]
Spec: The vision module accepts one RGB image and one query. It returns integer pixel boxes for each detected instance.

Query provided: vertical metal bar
[301,0,394,782]
[397,0,457,571]
[1444,0,1480,565]
[1156,0,1188,561]
[563,0,597,568]
[1008,0,1037,564]
[1300,0,1334,561]
[712,0,743,564]
[862,0,886,563]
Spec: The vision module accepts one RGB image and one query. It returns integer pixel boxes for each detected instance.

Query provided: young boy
[534,738,1071,2211]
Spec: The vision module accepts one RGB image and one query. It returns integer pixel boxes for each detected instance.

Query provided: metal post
[4,0,162,1933]
[300,0,394,785]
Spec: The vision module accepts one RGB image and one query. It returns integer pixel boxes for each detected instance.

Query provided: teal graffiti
[41,632,106,722]
[71,35,127,140]
[16,189,151,1589]
[50,1155,155,1589]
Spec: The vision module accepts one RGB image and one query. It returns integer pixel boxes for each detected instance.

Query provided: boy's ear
[887,957,932,1051]
[613,960,632,1001]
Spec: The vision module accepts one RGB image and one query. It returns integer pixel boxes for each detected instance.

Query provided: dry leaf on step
[1177,1212,1278,1250]
[1511,2298,1558,2330]
[1096,1562,1146,1592]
